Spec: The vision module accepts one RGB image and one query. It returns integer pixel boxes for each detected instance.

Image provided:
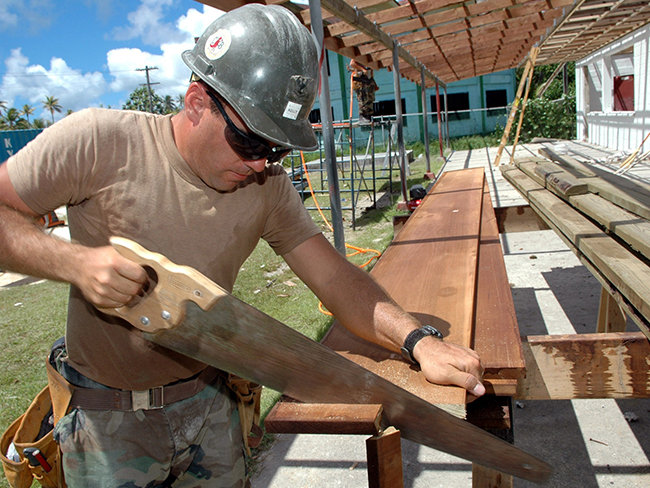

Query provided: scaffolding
[286,118,402,230]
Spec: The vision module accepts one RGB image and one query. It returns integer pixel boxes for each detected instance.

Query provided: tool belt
[2,339,265,488]
[0,367,65,488]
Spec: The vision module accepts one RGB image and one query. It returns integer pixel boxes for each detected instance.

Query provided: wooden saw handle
[98,236,226,333]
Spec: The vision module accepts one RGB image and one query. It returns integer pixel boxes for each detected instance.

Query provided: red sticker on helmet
[205,30,231,60]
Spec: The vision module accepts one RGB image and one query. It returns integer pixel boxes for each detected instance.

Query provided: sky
[0,0,228,122]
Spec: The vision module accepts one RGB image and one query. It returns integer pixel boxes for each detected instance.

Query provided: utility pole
[136,66,159,113]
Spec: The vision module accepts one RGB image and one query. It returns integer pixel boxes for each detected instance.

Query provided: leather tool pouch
[225,374,263,455]
[1,386,65,488]
[1,340,71,488]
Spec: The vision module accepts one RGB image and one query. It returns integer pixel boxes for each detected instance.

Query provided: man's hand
[72,245,148,309]
[414,336,486,398]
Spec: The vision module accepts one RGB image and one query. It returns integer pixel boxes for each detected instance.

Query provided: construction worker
[349,59,379,125]
[0,5,484,487]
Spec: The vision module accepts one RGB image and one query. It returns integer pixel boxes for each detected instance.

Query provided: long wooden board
[474,179,525,389]
[323,168,486,414]
[539,146,650,220]
[502,166,650,326]
[516,160,650,259]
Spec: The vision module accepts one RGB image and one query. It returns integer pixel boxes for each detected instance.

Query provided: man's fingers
[453,371,485,397]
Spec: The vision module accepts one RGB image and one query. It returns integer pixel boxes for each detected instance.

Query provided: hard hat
[182,4,319,151]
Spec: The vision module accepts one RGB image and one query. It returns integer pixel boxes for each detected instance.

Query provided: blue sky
[0,0,226,122]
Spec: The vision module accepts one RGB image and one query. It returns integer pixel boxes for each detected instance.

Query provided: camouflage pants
[52,378,247,487]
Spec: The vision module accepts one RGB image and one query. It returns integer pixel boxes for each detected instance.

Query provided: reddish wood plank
[265,402,383,435]
[474,180,526,382]
[323,168,486,410]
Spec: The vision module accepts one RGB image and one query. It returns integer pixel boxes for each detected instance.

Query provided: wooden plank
[539,146,650,219]
[472,464,514,488]
[474,180,526,382]
[517,160,650,258]
[264,402,383,435]
[568,193,650,260]
[516,332,650,400]
[323,168,487,415]
[534,161,589,196]
[502,166,650,325]
[366,427,404,488]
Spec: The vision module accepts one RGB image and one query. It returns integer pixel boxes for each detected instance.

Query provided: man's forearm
[0,204,81,285]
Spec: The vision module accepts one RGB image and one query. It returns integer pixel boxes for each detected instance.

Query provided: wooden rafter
[199,0,650,83]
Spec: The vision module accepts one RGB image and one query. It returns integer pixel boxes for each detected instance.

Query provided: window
[613,75,634,111]
[309,109,321,124]
[485,89,507,116]
[431,92,470,121]
[373,98,407,125]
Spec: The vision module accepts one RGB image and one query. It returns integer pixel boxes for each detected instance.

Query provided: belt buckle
[131,386,164,410]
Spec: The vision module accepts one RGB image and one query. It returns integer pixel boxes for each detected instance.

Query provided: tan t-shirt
[8,108,321,389]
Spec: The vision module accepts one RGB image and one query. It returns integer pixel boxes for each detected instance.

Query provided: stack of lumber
[501,146,650,336]
[320,168,525,418]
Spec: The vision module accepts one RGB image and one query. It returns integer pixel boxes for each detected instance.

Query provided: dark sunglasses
[205,90,290,163]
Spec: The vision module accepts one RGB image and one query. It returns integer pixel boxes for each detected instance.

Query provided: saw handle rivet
[161,310,171,320]
[140,316,150,326]
[194,290,202,297]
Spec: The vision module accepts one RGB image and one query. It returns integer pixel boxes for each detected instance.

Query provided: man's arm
[283,233,485,397]
[0,163,147,308]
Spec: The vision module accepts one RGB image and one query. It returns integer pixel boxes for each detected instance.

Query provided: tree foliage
[122,86,181,115]
[512,62,577,142]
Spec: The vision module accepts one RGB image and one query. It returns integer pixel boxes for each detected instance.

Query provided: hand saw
[99,237,551,483]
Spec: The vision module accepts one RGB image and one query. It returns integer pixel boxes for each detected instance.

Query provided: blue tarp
[0,129,44,163]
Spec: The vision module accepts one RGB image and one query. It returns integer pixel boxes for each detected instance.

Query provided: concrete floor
[249,143,650,487]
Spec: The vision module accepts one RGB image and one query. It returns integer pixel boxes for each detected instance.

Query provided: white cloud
[0,2,225,115]
[0,0,56,35]
[106,4,224,103]
[1,48,107,120]
[110,0,185,46]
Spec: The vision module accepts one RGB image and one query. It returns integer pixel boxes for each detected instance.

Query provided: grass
[0,151,441,484]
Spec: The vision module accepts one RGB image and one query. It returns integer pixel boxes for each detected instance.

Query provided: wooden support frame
[517,332,650,400]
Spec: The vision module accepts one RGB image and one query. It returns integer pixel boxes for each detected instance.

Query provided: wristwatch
[400,325,443,366]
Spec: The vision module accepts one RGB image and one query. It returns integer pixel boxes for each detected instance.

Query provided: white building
[576,23,650,153]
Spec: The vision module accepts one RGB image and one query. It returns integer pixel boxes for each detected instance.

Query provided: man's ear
[184,82,210,124]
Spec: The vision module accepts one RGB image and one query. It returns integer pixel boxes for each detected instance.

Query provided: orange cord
[299,150,382,316]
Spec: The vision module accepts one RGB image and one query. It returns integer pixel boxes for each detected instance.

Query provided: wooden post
[597,287,626,333]
[366,427,404,488]
[494,48,537,166]
[509,47,539,164]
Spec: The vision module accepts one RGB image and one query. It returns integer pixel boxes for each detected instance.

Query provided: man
[348,59,379,125]
[0,5,483,487]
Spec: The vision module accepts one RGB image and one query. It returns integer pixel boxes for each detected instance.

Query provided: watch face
[400,346,415,364]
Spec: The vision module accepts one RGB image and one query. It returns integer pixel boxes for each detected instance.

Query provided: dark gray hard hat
[182,4,319,151]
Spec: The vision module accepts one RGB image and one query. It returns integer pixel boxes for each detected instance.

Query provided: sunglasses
[205,89,290,163]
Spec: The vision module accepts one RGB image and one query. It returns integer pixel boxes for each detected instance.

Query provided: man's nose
[245,158,267,173]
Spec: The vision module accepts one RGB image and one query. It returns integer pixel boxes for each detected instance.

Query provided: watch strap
[400,325,443,366]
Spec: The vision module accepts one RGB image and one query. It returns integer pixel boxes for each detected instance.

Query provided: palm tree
[21,104,35,126]
[162,95,176,114]
[43,96,62,123]
[3,108,21,128]
[175,94,185,110]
